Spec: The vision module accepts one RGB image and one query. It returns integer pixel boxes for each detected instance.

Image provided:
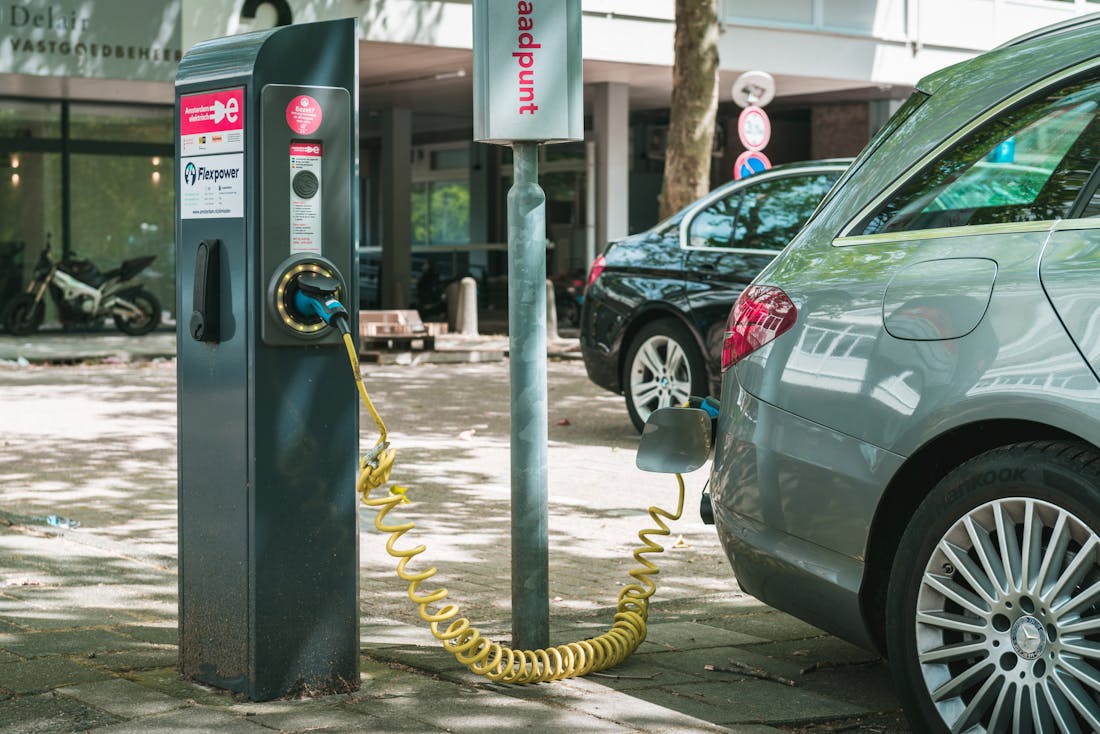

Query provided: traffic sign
[738,105,771,151]
[734,150,771,180]
[732,70,775,108]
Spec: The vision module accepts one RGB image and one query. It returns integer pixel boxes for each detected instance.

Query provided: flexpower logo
[181,153,244,220]
[183,162,240,186]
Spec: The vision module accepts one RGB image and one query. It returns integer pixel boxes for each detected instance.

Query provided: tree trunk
[658,0,720,220]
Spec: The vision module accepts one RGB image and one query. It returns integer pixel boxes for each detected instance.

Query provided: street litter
[704,660,797,687]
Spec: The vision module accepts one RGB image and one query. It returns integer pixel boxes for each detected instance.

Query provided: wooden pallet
[360,334,436,352]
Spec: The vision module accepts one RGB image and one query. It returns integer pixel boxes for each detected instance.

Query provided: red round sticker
[286,95,322,135]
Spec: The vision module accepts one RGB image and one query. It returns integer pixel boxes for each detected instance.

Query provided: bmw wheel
[887,441,1100,733]
[622,319,706,433]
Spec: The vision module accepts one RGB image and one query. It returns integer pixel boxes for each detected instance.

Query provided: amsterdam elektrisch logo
[184,162,197,185]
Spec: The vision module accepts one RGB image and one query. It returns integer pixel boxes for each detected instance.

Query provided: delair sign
[0,0,181,82]
[473,0,582,144]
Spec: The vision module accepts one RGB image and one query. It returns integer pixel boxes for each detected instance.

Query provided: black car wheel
[886,441,1100,733]
[622,319,706,433]
[2,294,45,336]
[113,289,161,336]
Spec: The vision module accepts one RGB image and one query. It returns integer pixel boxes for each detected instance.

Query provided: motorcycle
[2,242,161,336]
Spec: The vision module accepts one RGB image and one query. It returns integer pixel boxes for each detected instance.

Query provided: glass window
[430,147,469,171]
[0,152,62,310]
[726,0,814,25]
[411,180,471,246]
[687,191,743,249]
[688,172,841,250]
[544,143,585,163]
[822,0,875,32]
[411,183,428,245]
[0,100,62,139]
[428,180,470,245]
[70,103,172,143]
[858,77,1100,235]
[70,154,175,317]
[735,173,842,249]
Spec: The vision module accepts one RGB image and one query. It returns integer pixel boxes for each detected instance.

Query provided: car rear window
[858,76,1100,234]
[685,172,841,251]
[814,92,928,215]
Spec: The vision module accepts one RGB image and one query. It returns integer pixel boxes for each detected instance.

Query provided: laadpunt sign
[473,0,582,144]
[513,2,542,116]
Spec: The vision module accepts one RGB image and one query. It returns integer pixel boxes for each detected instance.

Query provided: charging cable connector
[293,272,350,335]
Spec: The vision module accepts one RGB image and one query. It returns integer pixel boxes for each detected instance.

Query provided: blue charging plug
[293,273,350,334]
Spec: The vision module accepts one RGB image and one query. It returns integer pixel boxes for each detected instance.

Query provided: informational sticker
[180,88,245,156]
[289,141,322,253]
[180,154,245,219]
[286,95,323,136]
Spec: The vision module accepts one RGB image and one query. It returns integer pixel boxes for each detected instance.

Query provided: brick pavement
[0,332,909,732]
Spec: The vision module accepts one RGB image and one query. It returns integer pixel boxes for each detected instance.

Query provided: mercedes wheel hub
[1010,616,1047,660]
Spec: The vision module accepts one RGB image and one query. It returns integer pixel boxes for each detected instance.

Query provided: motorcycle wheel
[113,289,161,336]
[2,295,45,336]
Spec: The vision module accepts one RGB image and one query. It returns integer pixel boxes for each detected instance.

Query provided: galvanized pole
[508,141,549,649]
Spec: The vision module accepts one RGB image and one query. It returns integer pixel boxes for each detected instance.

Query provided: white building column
[380,107,412,309]
[592,82,629,248]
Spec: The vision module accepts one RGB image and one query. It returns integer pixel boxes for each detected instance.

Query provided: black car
[580,159,849,431]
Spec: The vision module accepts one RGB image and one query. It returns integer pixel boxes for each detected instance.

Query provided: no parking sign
[734,150,772,181]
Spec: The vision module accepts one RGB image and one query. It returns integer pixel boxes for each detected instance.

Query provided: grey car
[678,13,1100,733]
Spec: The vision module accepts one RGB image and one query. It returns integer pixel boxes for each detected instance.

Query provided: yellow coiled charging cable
[341,332,685,683]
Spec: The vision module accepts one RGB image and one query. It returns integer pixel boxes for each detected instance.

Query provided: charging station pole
[473,1,582,649]
[175,19,359,701]
[507,141,549,646]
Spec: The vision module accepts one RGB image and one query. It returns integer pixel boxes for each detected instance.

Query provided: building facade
[1,0,1096,320]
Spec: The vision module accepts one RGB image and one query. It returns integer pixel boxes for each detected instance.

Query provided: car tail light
[722,285,798,371]
[585,254,606,293]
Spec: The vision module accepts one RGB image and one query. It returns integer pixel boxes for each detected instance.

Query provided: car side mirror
[636,407,712,474]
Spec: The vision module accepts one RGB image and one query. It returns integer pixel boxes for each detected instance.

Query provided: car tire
[886,440,1100,733]
[2,295,45,336]
[113,289,161,336]
[622,319,706,433]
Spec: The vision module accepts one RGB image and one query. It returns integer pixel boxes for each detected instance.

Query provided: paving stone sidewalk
[0,333,910,732]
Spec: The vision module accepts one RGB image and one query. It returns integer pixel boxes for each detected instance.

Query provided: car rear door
[681,169,843,383]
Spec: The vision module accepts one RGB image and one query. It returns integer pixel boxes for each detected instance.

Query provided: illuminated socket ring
[274,261,341,334]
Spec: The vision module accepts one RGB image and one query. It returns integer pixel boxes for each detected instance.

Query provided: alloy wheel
[915,497,1100,732]
[628,334,694,425]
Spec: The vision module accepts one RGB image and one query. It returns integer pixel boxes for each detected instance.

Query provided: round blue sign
[734,150,772,181]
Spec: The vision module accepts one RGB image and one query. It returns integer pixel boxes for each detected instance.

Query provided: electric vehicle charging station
[174,19,359,701]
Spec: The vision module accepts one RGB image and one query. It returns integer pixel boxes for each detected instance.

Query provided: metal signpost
[473,0,582,649]
[732,70,776,180]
